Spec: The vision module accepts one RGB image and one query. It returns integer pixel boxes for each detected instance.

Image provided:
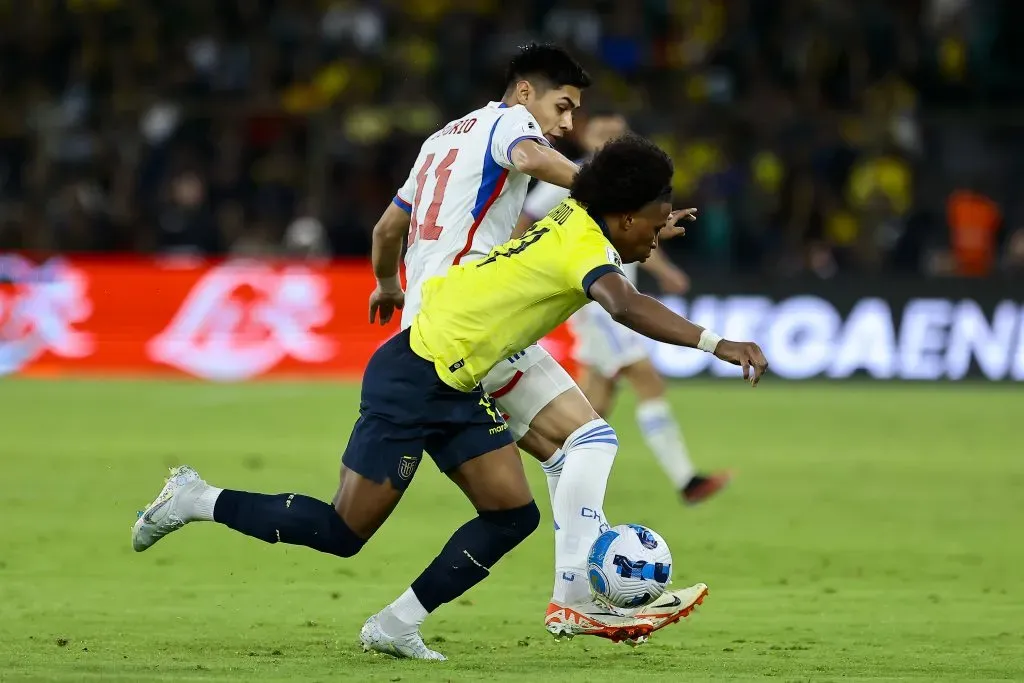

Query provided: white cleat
[545,599,655,643]
[132,465,203,552]
[360,614,446,661]
[625,583,709,646]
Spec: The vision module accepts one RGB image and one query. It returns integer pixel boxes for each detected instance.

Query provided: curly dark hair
[504,43,591,92]
[570,134,674,215]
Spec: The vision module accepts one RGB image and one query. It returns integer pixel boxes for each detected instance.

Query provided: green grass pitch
[0,378,1021,681]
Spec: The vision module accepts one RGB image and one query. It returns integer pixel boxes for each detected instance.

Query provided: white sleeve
[522,181,571,220]
[490,106,551,170]
[392,166,416,213]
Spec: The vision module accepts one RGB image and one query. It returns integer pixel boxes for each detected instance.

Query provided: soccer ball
[587,524,672,610]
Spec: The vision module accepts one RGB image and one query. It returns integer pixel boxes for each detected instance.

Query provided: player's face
[521,84,582,141]
[582,115,627,153]
[616,201,672,263]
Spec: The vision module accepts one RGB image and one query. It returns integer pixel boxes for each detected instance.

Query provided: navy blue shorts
[341,329,514,490]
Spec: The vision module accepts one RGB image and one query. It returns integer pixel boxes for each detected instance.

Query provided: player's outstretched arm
[589,272,769,385]
[510,139,579,190]
[369,202,410,325]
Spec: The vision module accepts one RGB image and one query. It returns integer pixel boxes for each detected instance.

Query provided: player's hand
[369,284,404,325]
[656,268,690,295]
[659,208,698,240]
[713,340,769,387]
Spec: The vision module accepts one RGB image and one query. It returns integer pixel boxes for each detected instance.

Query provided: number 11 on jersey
[408,149,459,246]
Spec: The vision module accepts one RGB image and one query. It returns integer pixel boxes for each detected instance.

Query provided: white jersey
[521,167,639,284]
[395,101,551,328]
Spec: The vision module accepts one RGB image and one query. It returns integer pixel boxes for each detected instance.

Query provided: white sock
[636,399,696,490]
[552,419,617,605]
[380,587,429,635]
[540,448,566,511]
[180,482,222,522]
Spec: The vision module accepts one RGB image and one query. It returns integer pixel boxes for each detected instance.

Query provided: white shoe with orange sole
[624,583,709,646]
[544,599,655,643]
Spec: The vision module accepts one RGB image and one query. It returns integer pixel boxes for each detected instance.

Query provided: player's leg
[131,431,405,558]
[485,349,572,515]
[132,332,424,558]
[574,363,618,417]
[364,386,541,658]
[577,300,731,505]
[487,348,619,609]
[516,427,564,507]
[618,357,731,505]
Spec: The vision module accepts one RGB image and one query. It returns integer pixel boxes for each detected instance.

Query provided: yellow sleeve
[564,230,626,298]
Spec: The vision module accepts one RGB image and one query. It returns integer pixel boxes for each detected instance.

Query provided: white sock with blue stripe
[540,448,565,510]
[552,419,617,605]
[636,399,695,490]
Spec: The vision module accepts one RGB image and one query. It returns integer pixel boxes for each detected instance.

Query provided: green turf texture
[0,379,1020,681]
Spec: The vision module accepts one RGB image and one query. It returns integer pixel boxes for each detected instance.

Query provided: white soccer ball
[587,524,673,610]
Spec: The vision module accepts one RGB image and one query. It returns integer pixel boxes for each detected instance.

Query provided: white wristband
[697,329,723,353]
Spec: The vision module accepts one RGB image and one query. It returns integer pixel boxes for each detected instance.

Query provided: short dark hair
[571,134,674,215]
[504,43,592,92]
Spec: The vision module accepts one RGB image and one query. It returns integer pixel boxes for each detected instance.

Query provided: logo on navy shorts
[479,394,502,423]
[398,454,421,480]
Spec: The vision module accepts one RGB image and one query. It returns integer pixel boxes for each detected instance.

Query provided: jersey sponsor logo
[147,263,335,381]
[0,256,94,376]
[606,247,622,268]
[398,453,422,481]
[448,359,465,372]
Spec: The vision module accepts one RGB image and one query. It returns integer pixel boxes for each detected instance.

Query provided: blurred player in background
[515,112,731,505]
[367,44,706,642]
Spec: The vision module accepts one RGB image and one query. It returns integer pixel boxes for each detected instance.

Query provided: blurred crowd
[0,0,1022,277]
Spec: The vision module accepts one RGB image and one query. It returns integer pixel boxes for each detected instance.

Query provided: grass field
[0,378,1021,682]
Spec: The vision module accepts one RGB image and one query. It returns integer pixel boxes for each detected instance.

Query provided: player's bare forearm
[371,202,410,288]
[510,140,579,189]
[610,292,704,346]
[589,272,703,348]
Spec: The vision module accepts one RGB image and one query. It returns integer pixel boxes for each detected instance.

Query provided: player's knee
[479,500,541,547]
[325,513,367,557]
[298,510,366,558]
[566,418,619,454]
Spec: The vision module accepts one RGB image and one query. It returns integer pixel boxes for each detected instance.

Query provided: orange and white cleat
[545,600,654,643]
[625,583,709,646]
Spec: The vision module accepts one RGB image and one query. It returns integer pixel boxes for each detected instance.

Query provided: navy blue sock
[411,502,540,612]
[213,490,365,558]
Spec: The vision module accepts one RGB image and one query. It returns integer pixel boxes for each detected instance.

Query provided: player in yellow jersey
[129,135,767,661]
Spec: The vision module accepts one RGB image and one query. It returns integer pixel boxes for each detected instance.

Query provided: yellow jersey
[409,198,624,391]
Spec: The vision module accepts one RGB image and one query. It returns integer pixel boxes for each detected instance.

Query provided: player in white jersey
[367,44,706,647]
[516,112,731,506]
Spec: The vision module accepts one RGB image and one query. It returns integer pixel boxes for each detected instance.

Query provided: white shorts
[568,302,649,378]
[481,344,576,440]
